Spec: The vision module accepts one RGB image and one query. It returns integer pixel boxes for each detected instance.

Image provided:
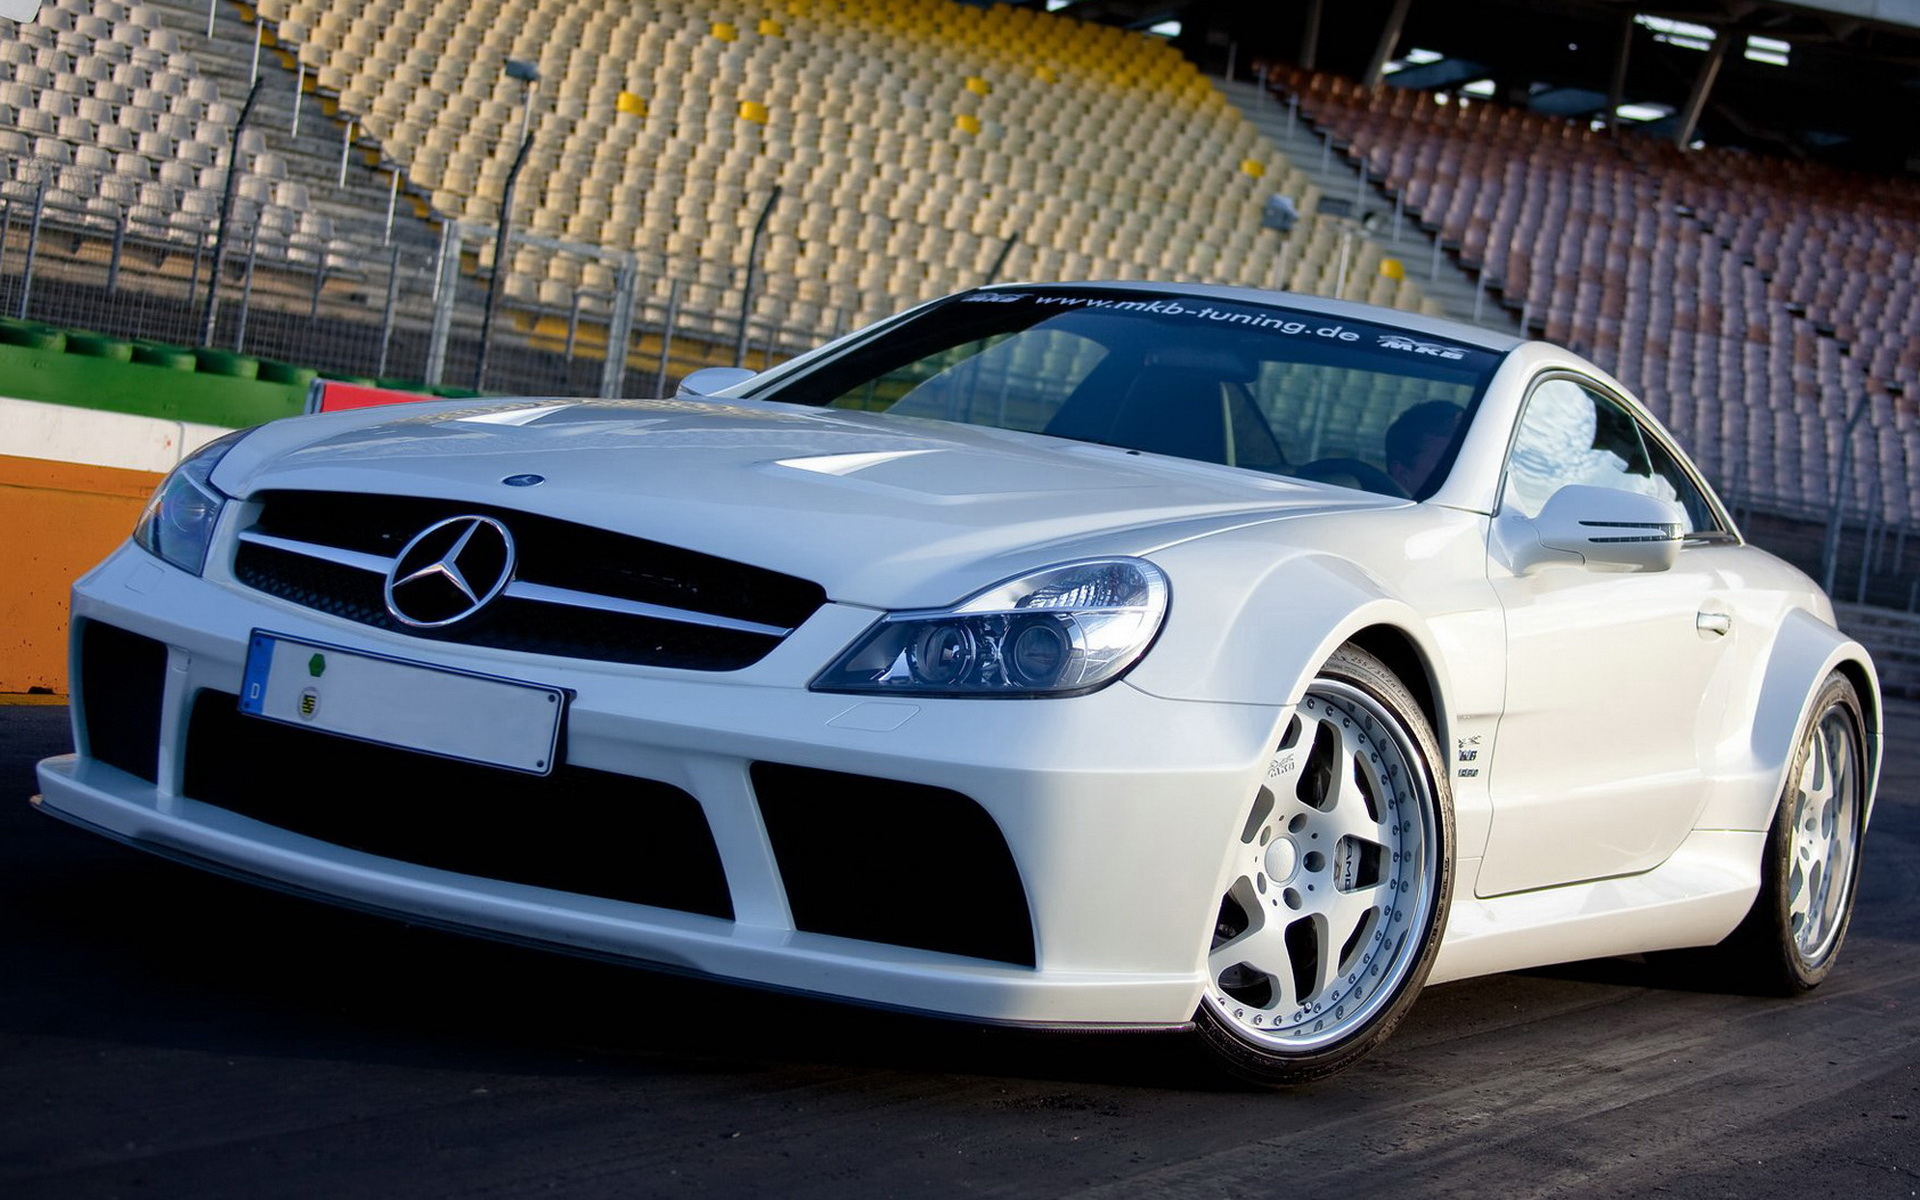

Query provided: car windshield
[752,288,1502,499]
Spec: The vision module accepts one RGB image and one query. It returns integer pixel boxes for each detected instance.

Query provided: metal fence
[0,150,897,399]
[1,146,1915,611]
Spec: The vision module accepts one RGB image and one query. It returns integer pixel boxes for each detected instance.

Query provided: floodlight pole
[1673,28,1730,150]
[200,77,264,348]
[1362,0,1411,88]
[1605,12,1633,138]
[983,231,1019,284]
[474,61,541,391]
[474,129,534,391]
[1821,393,1870,593]
[732,184,782,368]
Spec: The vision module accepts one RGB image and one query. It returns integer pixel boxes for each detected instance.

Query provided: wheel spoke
[1324,745,1388,845]
[1291,708,1392,845]
[1786,856,1815,933]
[1210,911,1299,1011]
[1318,884,1383,988]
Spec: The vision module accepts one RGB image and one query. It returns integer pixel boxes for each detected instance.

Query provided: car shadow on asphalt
[5,832,1250,1093]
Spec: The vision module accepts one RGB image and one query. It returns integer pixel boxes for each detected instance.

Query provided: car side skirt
[1428,829,1765,985]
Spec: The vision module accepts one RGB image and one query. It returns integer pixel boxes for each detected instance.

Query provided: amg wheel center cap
[1265,836,1300,884]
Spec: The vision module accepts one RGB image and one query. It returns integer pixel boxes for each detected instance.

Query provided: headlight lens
[132,429,247,575]
[813,558,1169,697]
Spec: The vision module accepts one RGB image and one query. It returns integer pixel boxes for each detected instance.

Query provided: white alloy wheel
[1786,692,1864,966]
[1196,645,1452,1085]
[1713,671,1870,993]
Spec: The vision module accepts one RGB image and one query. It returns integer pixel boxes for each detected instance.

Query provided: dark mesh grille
[184,690,734,919]
[78,620,168,783]
[752,763,1035,967]
[232,490,826,670]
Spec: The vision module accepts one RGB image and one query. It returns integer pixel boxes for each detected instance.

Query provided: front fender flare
[1127,548,1454,723]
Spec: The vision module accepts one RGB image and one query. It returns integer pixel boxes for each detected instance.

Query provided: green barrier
[0,342,307,427]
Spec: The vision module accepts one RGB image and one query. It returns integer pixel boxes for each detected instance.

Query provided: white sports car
[34,283,1881,1083]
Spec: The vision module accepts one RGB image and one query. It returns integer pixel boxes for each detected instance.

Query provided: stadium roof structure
[1034,0,1920,174]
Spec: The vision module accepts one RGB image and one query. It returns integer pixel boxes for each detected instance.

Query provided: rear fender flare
[1711,606,1882,832]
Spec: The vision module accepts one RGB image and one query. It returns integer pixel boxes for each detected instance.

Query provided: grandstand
[0,0,1437,366]
[1278,67,1920,534]
[0,0,1915,631]
[254,0,1452,327]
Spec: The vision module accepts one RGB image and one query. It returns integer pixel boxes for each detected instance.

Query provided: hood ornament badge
[384,515,517,628]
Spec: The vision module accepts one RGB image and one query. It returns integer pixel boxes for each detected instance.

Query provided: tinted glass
[756,288,1501,498]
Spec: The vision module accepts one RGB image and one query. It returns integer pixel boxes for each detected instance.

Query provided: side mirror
[1507,484,1687,574]
[676,366,757,398]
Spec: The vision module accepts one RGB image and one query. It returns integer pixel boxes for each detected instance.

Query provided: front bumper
[34,544,1285,1028]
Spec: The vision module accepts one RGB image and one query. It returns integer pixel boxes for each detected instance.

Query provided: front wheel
[1195,645,1453,1085]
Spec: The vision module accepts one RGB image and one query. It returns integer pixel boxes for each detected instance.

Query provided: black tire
[256,360,317,387]
[0,321,65,351]
[1194,644,1453,1085]
[192,348,260,379]
[1713,672,1869,995]
[132,343,197,371]
[64,332,133,361]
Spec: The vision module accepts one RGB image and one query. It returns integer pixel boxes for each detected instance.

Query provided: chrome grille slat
[236,530,795,637]
[502,580,793,637]
[230,490,825,670]
[237,530,388,574]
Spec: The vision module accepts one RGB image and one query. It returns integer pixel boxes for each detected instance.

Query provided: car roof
[978,280,1528,356]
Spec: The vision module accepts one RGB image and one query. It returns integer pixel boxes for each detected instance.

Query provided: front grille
[184,690,734,919]
[232,491,826,670]
[78,620,168,783]
[752,763,1035,967]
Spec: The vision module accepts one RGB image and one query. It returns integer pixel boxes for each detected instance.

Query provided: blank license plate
[239,632,565,774]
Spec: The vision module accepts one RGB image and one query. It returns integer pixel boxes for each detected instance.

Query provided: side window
[1640,434,1723,536]
[1502,378,1716,533]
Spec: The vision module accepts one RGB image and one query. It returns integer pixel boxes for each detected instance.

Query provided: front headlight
[813,558,1169,697]
[132,429,248,575]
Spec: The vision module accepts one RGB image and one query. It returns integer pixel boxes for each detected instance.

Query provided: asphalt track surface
[5,698,1918,1199]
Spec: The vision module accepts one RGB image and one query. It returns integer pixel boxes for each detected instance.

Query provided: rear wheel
[1716,672,1868,993]
[1195,645,1452,1085]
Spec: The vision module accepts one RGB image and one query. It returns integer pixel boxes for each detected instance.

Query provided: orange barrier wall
[0,455,159,694]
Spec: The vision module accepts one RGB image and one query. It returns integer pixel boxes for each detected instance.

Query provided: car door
[1478,374,1742,897]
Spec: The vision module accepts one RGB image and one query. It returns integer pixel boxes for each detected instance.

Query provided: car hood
[221,396,1399,608]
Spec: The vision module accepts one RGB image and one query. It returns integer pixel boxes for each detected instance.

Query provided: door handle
[1696,610,1732,638]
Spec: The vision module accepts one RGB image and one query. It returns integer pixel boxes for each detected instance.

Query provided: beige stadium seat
[98,172,140,207]
[239,0,1342,336]
[75,53,114,85]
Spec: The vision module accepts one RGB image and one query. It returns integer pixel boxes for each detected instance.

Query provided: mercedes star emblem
[384,515,517,628]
